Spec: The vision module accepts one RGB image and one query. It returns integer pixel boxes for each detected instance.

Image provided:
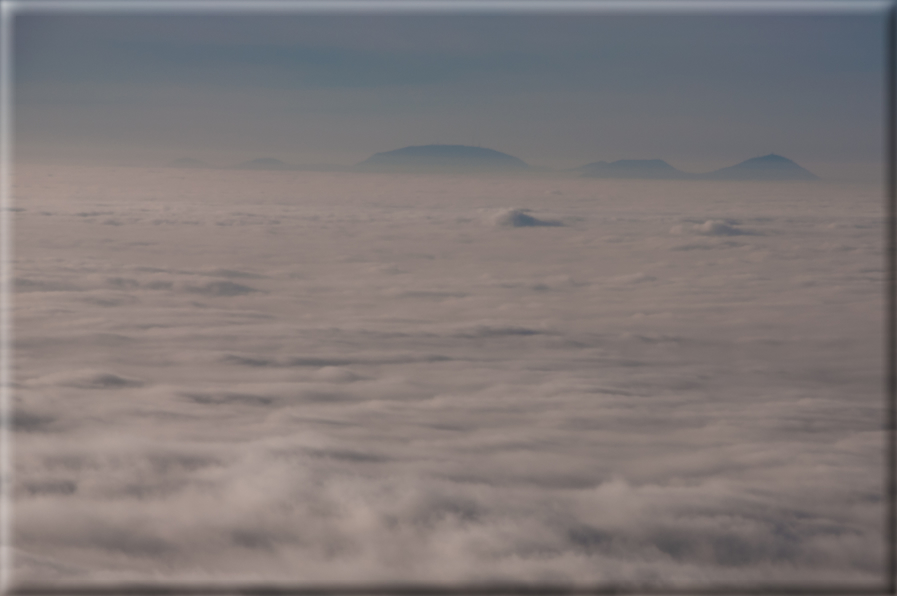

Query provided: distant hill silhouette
[167,158,213,169]
[291,164,351,172]
[233,158,295,171]
[578,154,817,181]
[355,145,530,173]
[580,159,691,180]
[702,154,818,181]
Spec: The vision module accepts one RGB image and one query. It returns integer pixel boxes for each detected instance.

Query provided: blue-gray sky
[11,4,890,179]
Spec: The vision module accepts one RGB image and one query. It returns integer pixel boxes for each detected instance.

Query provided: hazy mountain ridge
[167,157,348,172]
[578,159,694,180]
[167,158,214,169]
[167,150,818,180]
[354,144,531,173]
[578,154,818,181]
[233,158,297,171]
[702,154,819,181]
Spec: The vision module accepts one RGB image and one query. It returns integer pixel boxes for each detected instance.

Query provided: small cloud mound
[312,366,361,383]
[453,325,543,338]
[33,369,145,389]
[671,220,753,236]
[207,269,264,279]
[185,281,260,297]
[694,220,744,236]
[608,272,656,285]
[492,208,563,228]
[12,410,58,432]
[179,391,275,406]
[15,277,80,293]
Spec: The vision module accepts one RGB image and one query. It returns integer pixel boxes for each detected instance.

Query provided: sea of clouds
[9,164,886,587]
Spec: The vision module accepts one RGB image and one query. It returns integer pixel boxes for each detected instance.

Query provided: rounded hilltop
[355,145,530,173]
[703,154,818,181]
[576,153,818,181]
[233,157,294,171]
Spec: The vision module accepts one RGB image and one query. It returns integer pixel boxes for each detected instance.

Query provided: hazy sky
[11,3,890,178]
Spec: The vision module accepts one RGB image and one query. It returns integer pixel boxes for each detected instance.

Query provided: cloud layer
[10,165,886,587]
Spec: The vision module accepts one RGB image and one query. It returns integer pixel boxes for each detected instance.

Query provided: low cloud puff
[184,280,261,297]
[670,219,756,236]
[490,208,564,228]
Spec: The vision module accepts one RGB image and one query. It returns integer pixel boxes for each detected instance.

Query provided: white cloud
[671,219,756,236]
[27,369,146,389]
[487,208,565,228]
[9,165,885,587]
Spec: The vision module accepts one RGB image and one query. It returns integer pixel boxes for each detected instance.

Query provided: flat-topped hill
[580,159,691,180]
[355,145,530,173]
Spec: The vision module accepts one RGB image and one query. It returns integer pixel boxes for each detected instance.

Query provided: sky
[10,4,891,178]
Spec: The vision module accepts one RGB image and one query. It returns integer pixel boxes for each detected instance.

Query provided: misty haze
[7,3,890,591]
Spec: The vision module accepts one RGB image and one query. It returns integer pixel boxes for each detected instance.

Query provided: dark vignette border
[2,1,895,595]
[885,1,896,594]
